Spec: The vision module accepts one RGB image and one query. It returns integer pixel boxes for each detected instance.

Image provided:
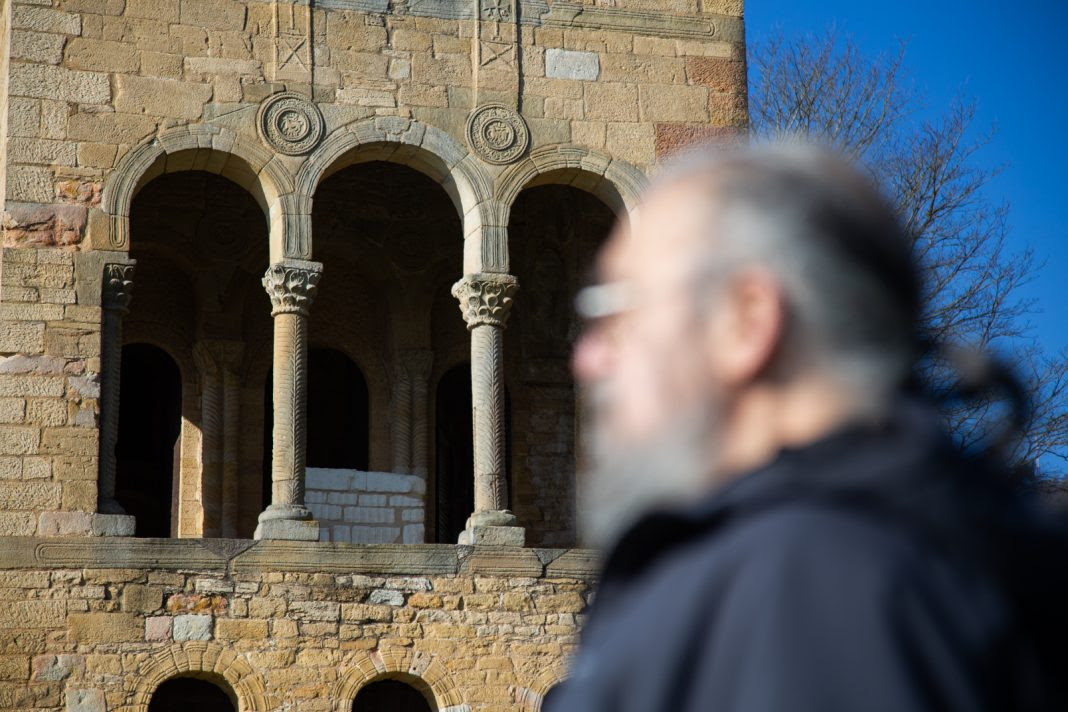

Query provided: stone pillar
[192,340,243,538]
[97,262,136,535]
[390,366,412,474]
[402,350,433,479]
[255,259,322,541]
[451,273,524,546]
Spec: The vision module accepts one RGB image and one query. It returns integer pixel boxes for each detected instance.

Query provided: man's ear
[704,269,785,386]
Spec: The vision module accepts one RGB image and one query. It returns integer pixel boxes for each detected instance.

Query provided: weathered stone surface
[113,75,212,120]
[8,64,109,104]
[172,614,213,641]
[67,613,140,643]
[545,48,600,80]
[65,38,140,72]
[66,689,105,712]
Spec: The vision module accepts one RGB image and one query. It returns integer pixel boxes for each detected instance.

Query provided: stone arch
[514,664,569,712]
[101,124,296,260]
[295,117,495,273]
[126,642,270,712]
[494,145,647,223]
[333,649,466,712]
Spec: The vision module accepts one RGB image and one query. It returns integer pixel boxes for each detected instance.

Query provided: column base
[254,505,319,541]
[459,510,525,546]
[458,525,526,546]
[254,518,320,541]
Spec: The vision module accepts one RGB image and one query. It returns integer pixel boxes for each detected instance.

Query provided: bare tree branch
[749,29,1068,476]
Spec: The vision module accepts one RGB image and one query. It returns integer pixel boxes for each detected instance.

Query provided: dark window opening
[352,679,433,712]
[115,343,181,538]
[148,677,235,712]
[434,363,511,543]
[262,348,369,510]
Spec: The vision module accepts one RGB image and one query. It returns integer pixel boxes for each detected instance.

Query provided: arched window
[352,679,433,712]
[115,343,181,537]
[262,347,369,510]
[148,676,235,712]
[434,363,511,543]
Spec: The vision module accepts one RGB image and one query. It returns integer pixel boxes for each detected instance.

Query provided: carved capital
[262,260,322,317]
[193,339,244,377]
[399,349,434,380]
[102,263,135,313]
[451,273,518,330]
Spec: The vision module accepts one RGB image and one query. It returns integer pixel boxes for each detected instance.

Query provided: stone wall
[306,467,427,545]
[0,538,594,712]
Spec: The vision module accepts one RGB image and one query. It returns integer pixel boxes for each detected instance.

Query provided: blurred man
[548,143,1068,712]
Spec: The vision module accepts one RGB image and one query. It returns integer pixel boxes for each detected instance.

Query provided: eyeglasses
[574,281,639,322]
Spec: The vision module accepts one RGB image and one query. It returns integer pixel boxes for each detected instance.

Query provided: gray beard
[576,385,719,552]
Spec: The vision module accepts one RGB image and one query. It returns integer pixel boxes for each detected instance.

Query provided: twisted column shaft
[255,260,322,541]
[452,273,521,538]
[98,262,135,515]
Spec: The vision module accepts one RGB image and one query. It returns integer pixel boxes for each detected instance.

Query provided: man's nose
[572,328,612,383]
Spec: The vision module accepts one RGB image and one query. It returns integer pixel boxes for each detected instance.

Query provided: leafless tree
[749,29,1068,476]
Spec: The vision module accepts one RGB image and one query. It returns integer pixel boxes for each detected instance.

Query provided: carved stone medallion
[466,104,530,165]
[257,92,324,156]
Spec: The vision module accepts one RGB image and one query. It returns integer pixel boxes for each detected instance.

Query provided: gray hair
[657,141,921,410]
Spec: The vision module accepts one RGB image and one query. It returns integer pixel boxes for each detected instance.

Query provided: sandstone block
[0,600,62,628]
[31,653,80,681]
[8,98,41,138]
[122,585,163,614]
[687,57,745,91]
[12,6,81,35]
[5,166,53,203]
[0,323,45,354]
[126,0,180,22]
[68,613,141,643]
[173,614,213,641]
[140,51,183,79]
[179,0,247,31]
[114,75,212,120]
[638,83,708,122]
[66,689,105,712]
[583,82,638,121]
[38,511,93,536]
[0,427,41,456]
[0,656,28,681]
[89,513,135,536]
[64,38,140,73]
[215,618,268,640]
[0,511,36,535]
[9,138,76,166]
[0,399,24,425]
[185,56,262,77]
[11,30,65,64]
[545,48,600,81]
[9,64,110,105]
[144,616,171,641]
[288,601,340,621]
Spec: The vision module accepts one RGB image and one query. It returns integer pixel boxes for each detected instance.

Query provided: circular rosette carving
[466,104,530,165]
[257,92,325,156]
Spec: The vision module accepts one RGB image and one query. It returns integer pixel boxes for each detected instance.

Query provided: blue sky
[744,0,1068,356]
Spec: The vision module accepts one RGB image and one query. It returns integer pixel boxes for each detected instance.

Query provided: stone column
[255,259,323,541]
[402,350,433,479]
[390,366,412,474]
[192,340,243,538]
[451,273,524,546]
[97,262,136,530]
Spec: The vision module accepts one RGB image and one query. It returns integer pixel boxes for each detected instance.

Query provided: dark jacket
[547,400,1068,712]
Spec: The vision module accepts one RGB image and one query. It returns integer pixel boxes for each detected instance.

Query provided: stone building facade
[0,0,746,709]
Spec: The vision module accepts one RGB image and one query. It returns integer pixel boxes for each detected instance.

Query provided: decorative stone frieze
[257,92,324,156]
[466,104,530,165]
[451,272,518,329]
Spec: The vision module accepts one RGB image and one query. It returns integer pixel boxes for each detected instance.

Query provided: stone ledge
[0,537,599,580]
